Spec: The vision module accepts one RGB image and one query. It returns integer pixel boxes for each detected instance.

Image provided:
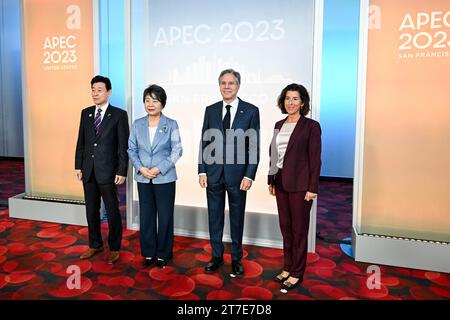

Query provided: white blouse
[276,122,297,169]
[148,126,157,146]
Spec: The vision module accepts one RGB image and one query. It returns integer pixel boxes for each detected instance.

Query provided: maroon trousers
[275,170,313,280]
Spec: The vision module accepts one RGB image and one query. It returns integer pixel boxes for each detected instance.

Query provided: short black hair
[277,83,311,116]
[143,84,167,108]
[218,69,241,85]
[91,75,112,91]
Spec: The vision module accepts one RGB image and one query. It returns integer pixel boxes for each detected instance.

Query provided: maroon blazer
[267,116,322,193]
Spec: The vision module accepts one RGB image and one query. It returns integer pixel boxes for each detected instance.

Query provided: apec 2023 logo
[42,5,82,69]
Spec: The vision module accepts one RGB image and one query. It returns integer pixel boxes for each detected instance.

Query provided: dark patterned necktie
[223,105,231,130]
[94,108,102,136]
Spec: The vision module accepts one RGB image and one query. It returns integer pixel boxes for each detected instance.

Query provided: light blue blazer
[128,113,182,184]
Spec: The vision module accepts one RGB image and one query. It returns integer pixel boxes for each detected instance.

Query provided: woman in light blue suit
[128,84,182,268]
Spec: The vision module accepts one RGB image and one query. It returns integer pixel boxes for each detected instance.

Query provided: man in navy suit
[75,75,129,264]
[199,69,260,276]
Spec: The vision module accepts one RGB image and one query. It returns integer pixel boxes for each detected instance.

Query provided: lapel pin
[89,114,92,117]
[108,113,112,117]
[240,111,244,113]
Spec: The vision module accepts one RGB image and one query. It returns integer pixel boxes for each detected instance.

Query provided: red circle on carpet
[425,272,450,287]
[241,286,273,300]
[6,242,30,255]
[54,260,92,276]
[340,261,362,274]
[310,284,347,299]
[191,274,223,289]
[64,245,89,255]
[86,292,114,300]
[47,278,93,298]
[174,293,200,300]
[0,274,7,289]
[207,290,236,300]
[259,248,283,258]
[106,276,135,287]
[173,252,199,269]
[157,275,195,297]
[36,228,62,239]
[91,261,126,274]
[5,271,36,284]
[3,261,19,273]
[194,253,211,263]
[32,252,56,262]
[149,266,177,281]
[41,236,78,248]
[311,258,336,269]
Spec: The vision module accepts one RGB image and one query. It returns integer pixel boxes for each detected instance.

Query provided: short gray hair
[218,69,241,85]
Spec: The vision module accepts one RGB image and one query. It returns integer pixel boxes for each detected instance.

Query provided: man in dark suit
[75,75,129,264]
[199,69,260,276]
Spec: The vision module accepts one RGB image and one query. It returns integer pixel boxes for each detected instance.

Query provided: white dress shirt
[222,98,239,126]
[95,102,109,122]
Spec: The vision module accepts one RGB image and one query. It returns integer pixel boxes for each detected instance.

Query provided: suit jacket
[75,104,129,184]
[128,113,182,184]
[198,98,260,186]
[268,116,322,193]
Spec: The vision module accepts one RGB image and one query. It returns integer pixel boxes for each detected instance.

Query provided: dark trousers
[206,177,247,261]
[137,181,175,260]
[275,170,313,280]
[83,170,122,251]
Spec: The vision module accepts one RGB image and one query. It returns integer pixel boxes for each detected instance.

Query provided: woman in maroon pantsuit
[268,83,322,292]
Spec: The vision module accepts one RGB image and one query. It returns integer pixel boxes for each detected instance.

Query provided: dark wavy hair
[277,83,311,116]
[143,84,167,108]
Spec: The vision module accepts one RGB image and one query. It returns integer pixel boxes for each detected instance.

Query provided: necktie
[223,105,231,130]
[94,108,102,136]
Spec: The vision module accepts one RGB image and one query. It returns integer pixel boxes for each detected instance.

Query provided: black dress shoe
[274,272,290,283]
[156,258,169,268]
[231,259,245,276]
[205,257,223,273]
[143,257,157,267]
[281,278,301,293]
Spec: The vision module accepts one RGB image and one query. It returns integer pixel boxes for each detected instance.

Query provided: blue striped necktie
[94,108,102,136]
